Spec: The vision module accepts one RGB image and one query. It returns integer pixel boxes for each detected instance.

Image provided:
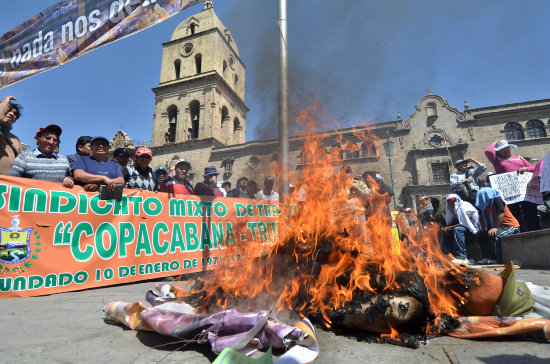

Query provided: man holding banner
[0,96,23,175]
[485,140,540,232]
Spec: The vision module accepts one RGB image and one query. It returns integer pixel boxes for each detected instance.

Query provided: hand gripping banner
[0,176,279,298]
[0,0,201,89]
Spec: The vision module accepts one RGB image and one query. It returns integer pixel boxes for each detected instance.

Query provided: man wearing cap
[450,157,487,204]
[485,140,539,231]
[154,167,168,190]
[193,166,223,197]
[255,176,279,201]
[113,148,130,167]
[72,136,124,192]
[0,96,23,175]
[66,136,92,168]
[9,124,73,187]
[159,159,193,195]
[123,147,157,191]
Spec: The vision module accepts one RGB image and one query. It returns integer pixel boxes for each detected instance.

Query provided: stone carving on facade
[399,135,404,149]
[468,126,475,141]
[404,93,467,129]
[420,126,454,148]
[247,156,260,169]
[110,130,135,150]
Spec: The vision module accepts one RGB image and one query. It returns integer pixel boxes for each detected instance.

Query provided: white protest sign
[540,154,550,193]
[489,171,543,204]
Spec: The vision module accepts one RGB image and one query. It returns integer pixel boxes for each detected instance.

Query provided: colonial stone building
[114,2,550,211]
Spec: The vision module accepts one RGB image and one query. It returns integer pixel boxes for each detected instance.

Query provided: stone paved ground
[1,268,550,364]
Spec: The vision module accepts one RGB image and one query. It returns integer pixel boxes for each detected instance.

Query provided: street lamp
[383,132,398,209]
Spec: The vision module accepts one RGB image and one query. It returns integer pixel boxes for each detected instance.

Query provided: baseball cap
[113,148,129,157]
[36,124,62,137]
[135,147,152,157]
[91,136,110,145]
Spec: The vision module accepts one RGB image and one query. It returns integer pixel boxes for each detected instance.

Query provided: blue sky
[1,1,550,154]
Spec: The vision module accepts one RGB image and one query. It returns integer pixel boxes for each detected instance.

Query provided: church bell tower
[151,0,248,148]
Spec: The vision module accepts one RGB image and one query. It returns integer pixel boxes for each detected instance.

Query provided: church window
[228,55,235,69]
[174,59,181,79]
[181,43,194,57]
[189,100,200,139]
[526,120,546,138]
[504,122,524,141]
[329,145,341,160]
[166,105,178,143]
[195,53,202,74]
[248,156,260,169]
[221,106,229,132]
[360,143,376,158]
[223,60,227,73]
[189,23,197,35]
[428,134,444,147]
[426,102,437,117]
[233,117,242,144]
[349,144,360,159]
[234,74,239,86]
[431,162,450,185]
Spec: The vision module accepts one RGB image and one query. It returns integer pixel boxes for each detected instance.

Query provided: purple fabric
[140,307,302,353]
[107,283,307,355]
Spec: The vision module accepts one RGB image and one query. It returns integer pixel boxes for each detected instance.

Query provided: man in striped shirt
[9,124,73,188]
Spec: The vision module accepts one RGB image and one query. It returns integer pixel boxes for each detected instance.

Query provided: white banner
[540,154,550,193]
[489,171,543,204]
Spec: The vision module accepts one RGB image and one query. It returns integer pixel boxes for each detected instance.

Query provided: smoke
[222,0,427,140]
[222,0,541,140]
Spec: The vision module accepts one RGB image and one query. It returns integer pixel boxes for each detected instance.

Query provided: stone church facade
[112,2,550,211]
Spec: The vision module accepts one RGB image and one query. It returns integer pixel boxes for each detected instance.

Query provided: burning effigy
[105,104,550,360]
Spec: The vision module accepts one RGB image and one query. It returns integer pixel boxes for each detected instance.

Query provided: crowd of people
[0,95,280,201]
[400,139,549,266]
[2,96,547,267]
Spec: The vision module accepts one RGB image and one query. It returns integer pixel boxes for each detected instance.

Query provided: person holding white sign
[485,140,540,232]
[475,188,520,264]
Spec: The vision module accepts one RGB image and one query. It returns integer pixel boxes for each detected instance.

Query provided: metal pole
[278,0,289,198]
[388,156,397,209]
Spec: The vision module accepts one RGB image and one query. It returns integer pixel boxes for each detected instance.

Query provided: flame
[381,326,400,340]
[188,101,467,336]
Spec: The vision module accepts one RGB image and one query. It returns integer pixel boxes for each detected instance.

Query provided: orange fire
[188,102,467,336]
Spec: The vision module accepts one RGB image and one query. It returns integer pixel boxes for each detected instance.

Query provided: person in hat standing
[159,159,193,195]
[123,147,157,191]
[485,140,540,231]
[9,124,73,187]
[112,148,130,167]
[0,96,23,175]
[193,166,223,197]
[72,136,124,192]
[450,157,487,204]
